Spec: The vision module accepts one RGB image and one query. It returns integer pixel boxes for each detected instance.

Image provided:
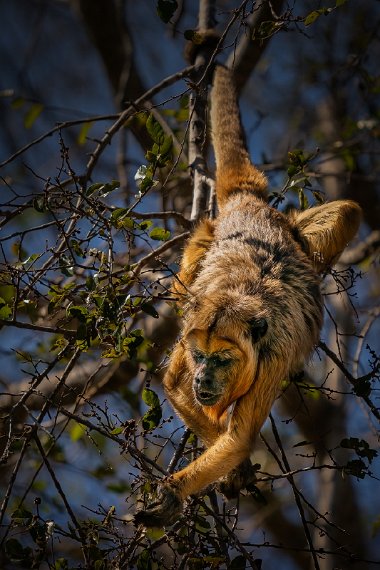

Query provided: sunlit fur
[137,65,362,525]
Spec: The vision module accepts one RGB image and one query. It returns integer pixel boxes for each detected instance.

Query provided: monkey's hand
[218,459,258,499]
[134,484,183,528]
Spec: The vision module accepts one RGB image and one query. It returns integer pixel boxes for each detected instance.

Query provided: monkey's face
[185,313,268,412]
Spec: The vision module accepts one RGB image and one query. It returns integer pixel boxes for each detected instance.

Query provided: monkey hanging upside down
[135,65,362,527]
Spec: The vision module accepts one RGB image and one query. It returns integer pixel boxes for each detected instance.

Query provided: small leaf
[70,422,86,442]
[86,180,120,197]
[146,113,165,145]
[304,8,330,26]
[24,102,43,128]
[139,220,153,230]
[254,20,283,40]
[53,559,69,570]
[344,459,366,479]
[150,227,171,241]
[59,255,74,276]
[141,302,159,319]
[11,96,25,109]
[298,188,309,210]
[195,514,211,531]
[142,388,160,408]
[86,275,96,291]
[0,297,12,319]
[77,121,93,145]
[111,207,128,220]
[142,405,161,429]
[160,134,173,157]
[11,506,33,524]
[312,190,325,204]
[156,0,178,23]
[110,427,123,435]
[67,305,88,321]
[33,195,46,212]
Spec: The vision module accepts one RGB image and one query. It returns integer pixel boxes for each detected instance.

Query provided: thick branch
[227,0,285,93]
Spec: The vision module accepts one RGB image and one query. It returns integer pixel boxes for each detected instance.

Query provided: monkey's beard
[194,386,223,406]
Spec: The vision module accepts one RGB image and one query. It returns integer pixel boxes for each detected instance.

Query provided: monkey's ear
[289,200,362,273]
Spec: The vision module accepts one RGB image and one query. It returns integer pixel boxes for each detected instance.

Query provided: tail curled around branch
[210,65,268,206]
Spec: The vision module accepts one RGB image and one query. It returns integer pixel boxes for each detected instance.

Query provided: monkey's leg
[172,218,215,300]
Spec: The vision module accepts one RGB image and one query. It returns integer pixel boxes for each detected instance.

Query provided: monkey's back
[188,193,324,370]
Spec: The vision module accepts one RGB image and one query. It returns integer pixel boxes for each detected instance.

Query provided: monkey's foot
[218,459,258,499]
[134,485,183,528]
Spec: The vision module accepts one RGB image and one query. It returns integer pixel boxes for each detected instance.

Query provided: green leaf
[142,388,160,408]
[304,8,330,26]
[298,188,309,210]
[139,220,153,230]
[312,190,325,204]
[24,102,43,128]
[86,180,120,197]
[122,329,144,358]
[53,559,69,570]
[0,297,12,319]
[140,302,159,319]
[33,195,46,212]
[254,20,283,40]
[11,506,33,524]
[111,207,128,220]
[142,408,162,431]
[70,422,86,442]
[110,427,123,435]
[67,305,88,321]
[156,0,178,23]
[86,275,96,291]
[160,134,173,158]
[11,96,25,109]
[146,113,165,145]
[195,514,211,531]
[77,121,93,145]
[150,227,171,241]
[59,255,74,276]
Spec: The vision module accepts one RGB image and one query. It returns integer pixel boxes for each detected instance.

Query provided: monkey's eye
[192,351,206,364]
[210,355,233,367]
[249,318,268,343]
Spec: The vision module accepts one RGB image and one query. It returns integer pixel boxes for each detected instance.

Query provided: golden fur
[135,66,362,527]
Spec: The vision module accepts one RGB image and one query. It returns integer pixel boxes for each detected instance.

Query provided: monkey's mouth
[195,389,222,406]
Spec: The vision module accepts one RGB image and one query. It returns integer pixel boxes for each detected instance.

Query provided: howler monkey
[135,65,361,527]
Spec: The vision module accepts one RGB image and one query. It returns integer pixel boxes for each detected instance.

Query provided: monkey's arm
[172,218,215,301]
[135,363,282,527]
